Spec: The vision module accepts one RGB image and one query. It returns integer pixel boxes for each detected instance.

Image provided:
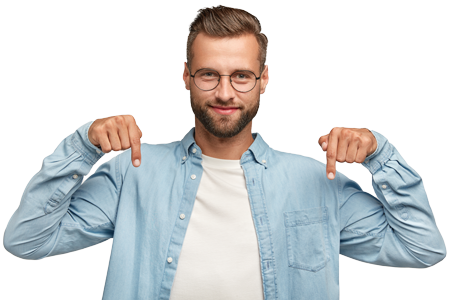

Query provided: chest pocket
[284,206,330,272]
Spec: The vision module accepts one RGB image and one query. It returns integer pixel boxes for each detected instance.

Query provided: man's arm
[3,121,121,259]
[338,130,446,267]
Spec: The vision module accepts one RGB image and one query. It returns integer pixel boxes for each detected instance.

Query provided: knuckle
[112,144,122,151]
[125,115,136,124]
[361,137,371,146]
[343,128,356,140]
[122,141,131,149]
[356,157,365,163]
[105,120,115,129]
[356,133,363,143]
[331,127,345,133]
[326,150,335,159]
[330,127,338,134]
[342,128,352,138]
[115,116,126,126]
[130,137,141,145]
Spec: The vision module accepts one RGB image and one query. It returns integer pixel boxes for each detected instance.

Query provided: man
[3,5,446,300]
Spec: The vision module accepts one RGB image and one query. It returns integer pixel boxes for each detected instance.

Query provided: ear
[259,65,269,94]
[183,62,191,90]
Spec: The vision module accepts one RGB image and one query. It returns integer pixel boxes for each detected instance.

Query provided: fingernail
[322,142,327,150]
[328,172,334,180]
[134,159,140,167]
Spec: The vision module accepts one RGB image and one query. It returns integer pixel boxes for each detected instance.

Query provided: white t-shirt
[169,153,264,300]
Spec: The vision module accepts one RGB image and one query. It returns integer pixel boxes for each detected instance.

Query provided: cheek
[243,92,259,106]
[191,91,212,107]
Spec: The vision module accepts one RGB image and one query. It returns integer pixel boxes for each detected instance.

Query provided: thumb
[320,135,329,151]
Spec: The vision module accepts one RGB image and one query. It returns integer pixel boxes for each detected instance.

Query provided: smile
[211,106,239,115]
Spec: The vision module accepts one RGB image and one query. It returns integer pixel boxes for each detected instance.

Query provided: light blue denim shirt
[4,121,446,300]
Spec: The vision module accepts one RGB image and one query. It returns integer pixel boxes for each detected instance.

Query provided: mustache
[207,103,241,109]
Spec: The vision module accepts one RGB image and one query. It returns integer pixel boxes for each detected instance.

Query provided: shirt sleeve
[3,121,123,260]
[338,130,446,268]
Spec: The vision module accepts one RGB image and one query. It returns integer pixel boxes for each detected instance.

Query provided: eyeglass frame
[189,68,262,93]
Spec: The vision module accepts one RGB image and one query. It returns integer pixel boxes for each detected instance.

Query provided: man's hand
[88,115,143,167]
[318,127,377,180]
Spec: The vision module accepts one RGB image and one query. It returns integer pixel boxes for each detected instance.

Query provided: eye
[197,70,219,81]
[232,71,253,81]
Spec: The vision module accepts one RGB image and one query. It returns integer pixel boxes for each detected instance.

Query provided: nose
[214,75,235,101]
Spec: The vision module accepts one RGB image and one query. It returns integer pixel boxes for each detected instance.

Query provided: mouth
[210,105,240,115]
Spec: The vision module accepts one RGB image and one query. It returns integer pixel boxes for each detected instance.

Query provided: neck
[193,118,254,160]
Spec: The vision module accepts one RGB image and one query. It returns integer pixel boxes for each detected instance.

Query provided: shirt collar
[180,126,269,169]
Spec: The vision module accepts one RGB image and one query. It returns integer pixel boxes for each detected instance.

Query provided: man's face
[183,32,269,138]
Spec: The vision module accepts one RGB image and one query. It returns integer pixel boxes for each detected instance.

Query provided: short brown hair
[187,5,268,74]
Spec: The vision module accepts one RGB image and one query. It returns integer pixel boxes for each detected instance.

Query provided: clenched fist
[88,115,143,167]
[318,127,377,180]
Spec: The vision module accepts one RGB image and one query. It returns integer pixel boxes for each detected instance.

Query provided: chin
[202,116,247,138]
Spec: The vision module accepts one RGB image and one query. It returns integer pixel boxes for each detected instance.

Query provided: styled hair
[186,5,268,74]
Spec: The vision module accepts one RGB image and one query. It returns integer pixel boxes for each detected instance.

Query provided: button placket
[160,144,203,297]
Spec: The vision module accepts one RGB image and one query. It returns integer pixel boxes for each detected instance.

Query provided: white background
[1,1,449,299]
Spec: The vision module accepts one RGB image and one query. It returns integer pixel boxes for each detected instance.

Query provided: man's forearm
[3,121,105,259]
[340,130,446,267]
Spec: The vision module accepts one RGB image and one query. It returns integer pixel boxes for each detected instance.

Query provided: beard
[190,93,260,138]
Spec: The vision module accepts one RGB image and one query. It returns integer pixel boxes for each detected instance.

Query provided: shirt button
[191,174,196,180]
[182,156,186,160]
[382,184,387,189]
[365,159,370,164]
[167,257,173,263]
[262,160,266,164]
[72,174,78,179]
[96,149,101,154]
[180,214,185,220]
[192,148,197,153]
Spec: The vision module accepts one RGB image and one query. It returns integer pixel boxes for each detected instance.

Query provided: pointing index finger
[129,124,141,167]
[326,129,339,180]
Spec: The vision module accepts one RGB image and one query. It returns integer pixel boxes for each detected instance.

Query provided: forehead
[191,32,259,72]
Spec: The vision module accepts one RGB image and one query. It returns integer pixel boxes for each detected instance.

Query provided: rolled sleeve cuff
[71,121,105,165]
[362,129,392,174]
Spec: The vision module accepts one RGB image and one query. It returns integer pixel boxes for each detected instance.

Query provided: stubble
[190,93,260,138]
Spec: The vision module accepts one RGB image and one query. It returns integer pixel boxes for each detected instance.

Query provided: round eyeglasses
[190,68,261,93]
